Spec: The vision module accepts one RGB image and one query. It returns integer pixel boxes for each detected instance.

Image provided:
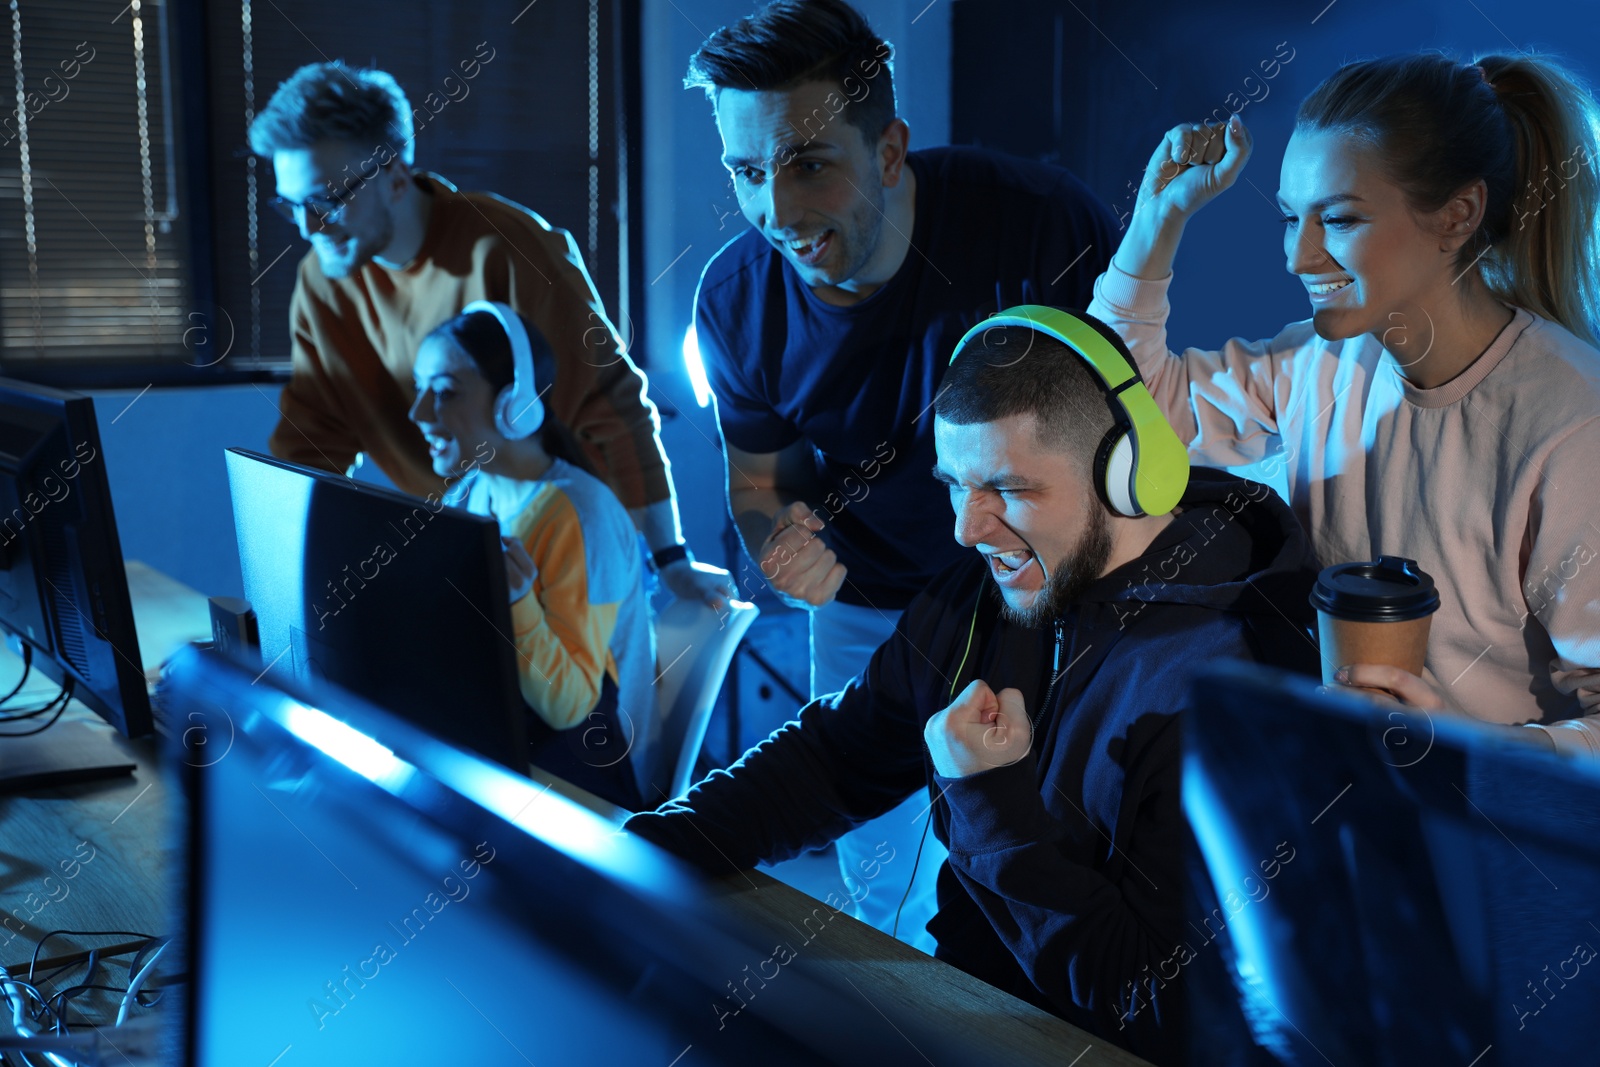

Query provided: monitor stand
[0,719,136,793]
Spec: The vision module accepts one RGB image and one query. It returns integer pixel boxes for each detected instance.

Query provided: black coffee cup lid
[1309,556,1441,622]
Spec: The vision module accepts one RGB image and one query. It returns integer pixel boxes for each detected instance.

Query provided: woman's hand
[503,535,537,605]
[1135,116,1254,221]
[1334,663,1449,710]
[1114,115,1254,283]
[1332,664,1562,754]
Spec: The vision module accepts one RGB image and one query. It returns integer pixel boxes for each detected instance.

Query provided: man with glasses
[250,61,733,609]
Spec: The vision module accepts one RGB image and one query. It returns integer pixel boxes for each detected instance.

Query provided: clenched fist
[758,500,847,609]
[1135,115,1254,222]
[924,679,1033,779]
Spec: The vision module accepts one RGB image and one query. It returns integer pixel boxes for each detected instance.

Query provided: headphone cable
[890,803,936,942]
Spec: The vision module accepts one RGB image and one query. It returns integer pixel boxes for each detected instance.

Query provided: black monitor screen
[165,647,878,1065]
[1184,662,1600,1066]
[225,448,525,770]
[0,377,147,735]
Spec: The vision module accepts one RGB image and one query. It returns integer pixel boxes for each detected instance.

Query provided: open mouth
[987,549,1037,585]
[1306,277,1353,298]
[423,433,453,458]
[781,230,833,266]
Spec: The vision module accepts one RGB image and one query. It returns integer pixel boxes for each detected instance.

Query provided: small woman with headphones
[410,301,655,808]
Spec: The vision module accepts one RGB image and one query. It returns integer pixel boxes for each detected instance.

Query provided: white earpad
[1103,433,1140,518]
[494,383,544,440]
[461,300,545,440]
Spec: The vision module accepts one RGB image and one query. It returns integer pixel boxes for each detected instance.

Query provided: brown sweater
[268,173,670,508]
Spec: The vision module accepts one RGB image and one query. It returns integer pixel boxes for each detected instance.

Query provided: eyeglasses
[268,167,382,229]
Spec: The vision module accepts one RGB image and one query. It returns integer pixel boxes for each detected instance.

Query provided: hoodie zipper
[1035,619,1066,731]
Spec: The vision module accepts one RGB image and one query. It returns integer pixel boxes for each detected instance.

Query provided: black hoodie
[626,469,1322,1064]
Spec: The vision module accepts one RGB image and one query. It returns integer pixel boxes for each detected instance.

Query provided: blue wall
[91,385,278,600]
[90,382,398,601]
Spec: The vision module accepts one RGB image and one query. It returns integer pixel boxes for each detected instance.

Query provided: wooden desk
[125,560,215,685]
[709,869,1152,1066]
[527,767,1155,1066]
[5,571,1153,1066]
[0,560,207,1032]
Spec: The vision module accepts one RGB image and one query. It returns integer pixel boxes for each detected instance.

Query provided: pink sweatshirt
[1089,264,1600,755]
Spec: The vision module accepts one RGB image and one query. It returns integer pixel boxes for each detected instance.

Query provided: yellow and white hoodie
[453,458,656,805]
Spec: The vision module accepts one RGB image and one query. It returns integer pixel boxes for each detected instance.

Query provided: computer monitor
[163,645,911,1065]
[1183,661,1600,1066]
[0,377,148,735]
[225,448,526,770]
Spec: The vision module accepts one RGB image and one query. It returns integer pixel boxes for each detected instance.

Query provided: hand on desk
[926,679,1033,778]
[758,501,846,610]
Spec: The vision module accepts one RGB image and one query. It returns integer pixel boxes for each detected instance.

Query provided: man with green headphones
[628,307,1322,1062]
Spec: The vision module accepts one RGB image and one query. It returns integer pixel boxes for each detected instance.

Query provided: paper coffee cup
[1309,556,1441,687]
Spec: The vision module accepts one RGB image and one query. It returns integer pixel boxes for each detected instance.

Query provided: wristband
[650,544,691,573]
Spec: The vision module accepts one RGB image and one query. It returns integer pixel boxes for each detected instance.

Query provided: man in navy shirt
[686,0,1117,949]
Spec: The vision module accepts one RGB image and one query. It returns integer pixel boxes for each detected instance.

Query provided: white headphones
[461,300,545,439]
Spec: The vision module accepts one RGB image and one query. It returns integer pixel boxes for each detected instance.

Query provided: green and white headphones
[948,305,1189,518]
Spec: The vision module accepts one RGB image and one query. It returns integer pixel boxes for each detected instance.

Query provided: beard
[789,182,885,288]
[312,206,395,279]
[828,187,884,284]
[992,502,1115,629]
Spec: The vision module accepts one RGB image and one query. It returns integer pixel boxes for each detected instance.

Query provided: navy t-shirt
[694,145,1118,609]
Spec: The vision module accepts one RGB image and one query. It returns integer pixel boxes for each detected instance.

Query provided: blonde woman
[1093,53,1600,752]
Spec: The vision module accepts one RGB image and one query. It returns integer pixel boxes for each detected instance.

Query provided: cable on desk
[6,930,162,1043]
[45,984,123,1035]
[0,677,71,721]
[0,680,74,736]
[19,941,151,989]
[115,937,168,1025]
[27,930,156,988]
[0,963,67,1065]
[0,660,64,725]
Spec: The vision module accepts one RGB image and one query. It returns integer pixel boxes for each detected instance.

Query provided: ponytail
[1298,51,1600,347]
[1476,54,1600,348]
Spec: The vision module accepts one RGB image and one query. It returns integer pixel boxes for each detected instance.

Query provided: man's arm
[1035,168,1120,310]
[624,601,932,871]
[267,285,363,476]
[627,498,736,610]
[726,438,808,560]
[724,438,845,608]
[926,679,1188,1063]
